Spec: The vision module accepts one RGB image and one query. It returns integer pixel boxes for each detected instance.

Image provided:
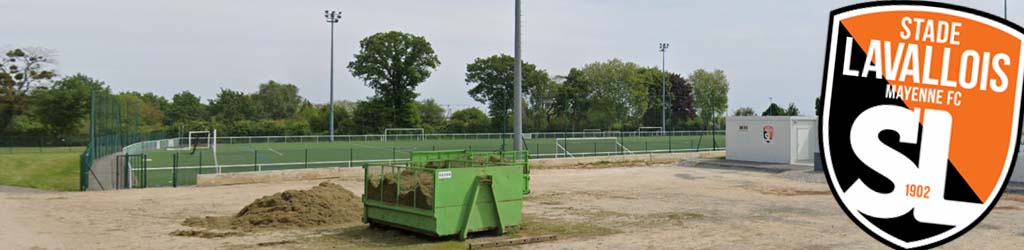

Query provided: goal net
[180,130,220,172]
[189,131,212,151]
[166,130,211,151]
[383,128,425,142]
[555,137,633,158]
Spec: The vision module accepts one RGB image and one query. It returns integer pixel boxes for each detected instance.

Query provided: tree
[166,91,207,124]
[566,59,651,130]
[734,107,756,116]
[555,68,590,131]
[528,79,563,131]
[668,73,696,128]
[815,97,822,116]
[465,54,551,129]
[29,74,108,136]
[0,48,57,133]
[348,31,440,128]
[209,88,261,121]
[297,102,320,132]
[417,99,445,133]
[690,69,730,130]
[254,81,302,120]
[785,102,800,116]
[118,91,166,131]
[762,103,785,116]
[298,101,351,135]
[351,97,390,134]
[446,108,490,133]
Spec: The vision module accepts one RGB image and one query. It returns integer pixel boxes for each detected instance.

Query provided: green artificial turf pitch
[130,135,724,187]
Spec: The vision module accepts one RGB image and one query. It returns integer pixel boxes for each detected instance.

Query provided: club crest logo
[763,125,775,144]
[820,1,1024,249]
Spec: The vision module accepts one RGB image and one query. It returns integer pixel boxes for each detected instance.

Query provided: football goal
[167,130,213,151]
[383,128,425,142]
[189,131,212,150]
[181,130,220,171]
[555,137,633,158]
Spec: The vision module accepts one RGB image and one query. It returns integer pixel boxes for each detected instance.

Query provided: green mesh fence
[0,135,88,153]
[128,131,725,188]
[80,91,164,191]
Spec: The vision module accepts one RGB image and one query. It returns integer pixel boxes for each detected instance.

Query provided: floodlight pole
[325,10,341,142]
[513,0,524,150]
[659,43,669,132]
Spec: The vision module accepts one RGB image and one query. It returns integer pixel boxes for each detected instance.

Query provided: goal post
[188,131,212,150]
[212,129,220,173]
[554,137,633,158]
[166,130,211,151]
[188,130,221,173]
[383,128,425,142]
[182,130,220,172]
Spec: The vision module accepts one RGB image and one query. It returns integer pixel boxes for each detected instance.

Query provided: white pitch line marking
[267,148,283,156]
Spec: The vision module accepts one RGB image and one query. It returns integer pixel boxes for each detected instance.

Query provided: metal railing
[186,130,724,144]
[112,130,725,188]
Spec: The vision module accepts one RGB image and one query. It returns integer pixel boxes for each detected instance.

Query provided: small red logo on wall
[763,125,775,144]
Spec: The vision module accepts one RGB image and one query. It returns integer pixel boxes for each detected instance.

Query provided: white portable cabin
[725,116,818,165]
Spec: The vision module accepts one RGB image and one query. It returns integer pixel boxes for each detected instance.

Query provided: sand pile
[183,182,362,231]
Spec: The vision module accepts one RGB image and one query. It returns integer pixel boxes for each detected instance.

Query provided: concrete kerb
[530,150,725,169]
[690,159,811,174]
[197,167,358,187]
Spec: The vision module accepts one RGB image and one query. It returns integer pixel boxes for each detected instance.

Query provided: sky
[1,0,1021,115]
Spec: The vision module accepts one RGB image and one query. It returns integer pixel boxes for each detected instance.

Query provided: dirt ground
[2,163,1023,250]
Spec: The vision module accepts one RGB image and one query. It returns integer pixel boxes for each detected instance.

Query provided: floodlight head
[324,10,342,22]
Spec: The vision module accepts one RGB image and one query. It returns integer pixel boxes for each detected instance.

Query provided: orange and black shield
[820,1,1024,249]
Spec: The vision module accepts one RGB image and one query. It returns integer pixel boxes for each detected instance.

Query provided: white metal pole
[513,0,524,150]
[325,11,341,142]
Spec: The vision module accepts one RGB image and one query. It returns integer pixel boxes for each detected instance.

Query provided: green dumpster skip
[362,150,529,240]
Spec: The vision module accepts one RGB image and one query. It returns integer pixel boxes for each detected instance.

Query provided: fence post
[124,155,131,189]
[198,151,203,174]
[304,148,309,168]
[143,155,148,188]
[669,135,673,153]
[254,150,259,172]
[392,147,396,163]
[173,153,178,188]
[593,143,597,157]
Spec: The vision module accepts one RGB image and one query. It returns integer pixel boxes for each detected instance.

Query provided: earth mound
[183,182,362,231]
